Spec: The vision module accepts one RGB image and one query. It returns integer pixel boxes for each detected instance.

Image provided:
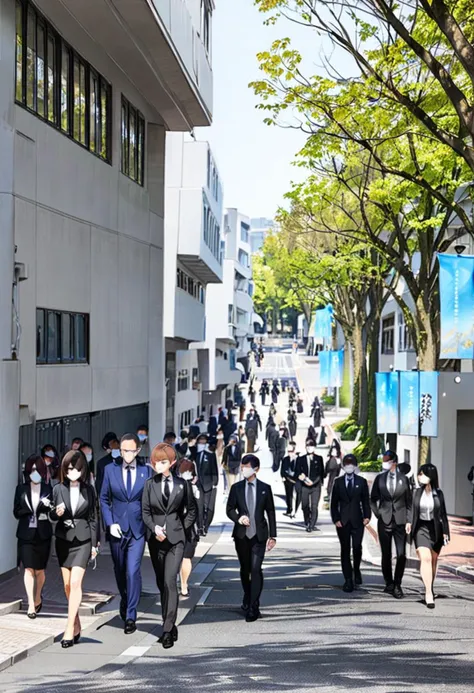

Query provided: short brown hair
[151,443,176,465]
[60,450,88,483]
[24,454,47,481]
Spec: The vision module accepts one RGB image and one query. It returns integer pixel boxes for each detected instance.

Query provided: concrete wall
[174,349,200,430]
[0,362,20,576]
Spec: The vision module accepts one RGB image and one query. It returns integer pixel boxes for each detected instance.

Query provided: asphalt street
[1,346,474,693]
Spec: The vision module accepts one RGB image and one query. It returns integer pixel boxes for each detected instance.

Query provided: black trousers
[336,522,364,581]
[234,536,266,610]
[378,519,407,586]
[197,487,217,531]
[148,538,184,633]
[284,480,301,515]
[301,484,321,528]
[272,450,283,473]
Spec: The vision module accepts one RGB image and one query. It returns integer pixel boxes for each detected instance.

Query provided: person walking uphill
[100,433,152,634]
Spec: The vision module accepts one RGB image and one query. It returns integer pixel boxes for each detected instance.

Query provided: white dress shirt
[122,462,137,491]
[420,489,435,520]
[31,483,41,513]
[70,484,80,516]
[345,474,355,489]
[161,474,174,497]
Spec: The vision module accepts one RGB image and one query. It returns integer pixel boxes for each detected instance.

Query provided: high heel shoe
[425,592,435,609]
[61,639,74,648]
[35,601,43,615]
[27,611,37,620]
[73,632,81,644]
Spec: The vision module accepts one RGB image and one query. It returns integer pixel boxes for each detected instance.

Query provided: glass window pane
[47,311,60,363]
[36,309,45,362]
[90,72,97,152]
[61,313,73,361]
[121,101,128,174]
[26,8,36,110]
[47,33,56,123]
[36,22,45,117]
[129,107,136,181]
[15,1,24,103]
[74,314,86,361]
[60,45,69,132]
[100,82,109,160]
[137,117,144,185]
[73,57,86,145]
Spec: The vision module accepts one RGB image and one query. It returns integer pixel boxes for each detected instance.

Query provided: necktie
[347,476,353,496]
[163,477,170,507]
[246,482,256,539]
[389,473,395,496]
[126,467,132,498]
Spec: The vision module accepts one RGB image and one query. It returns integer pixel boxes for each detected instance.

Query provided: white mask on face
[344,465,355,475]
[111,449,121,459]
[180,470,193,481]
[138,434,148,443]
[197,444,206,453]
[418,474,431,486]
[85,453,93,463]
[382,461,393,471]
[306,447,315,454]
[30,470,42,484]
[45,450,55,459]
[242,466,256,479]
[67,469,82,482]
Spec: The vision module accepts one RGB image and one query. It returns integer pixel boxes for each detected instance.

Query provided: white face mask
[418,474,431,486]
[138,434,148,443]
[382,461,393,471]
[111,449,121,459]
[180,470,193,481]
[30,470,42,484]
[45,450,55,459]
[242,466,256,479]
[67,469,82,482]
[306,447,315,454]
[85,453,93,463]
[197,444,206,452]
[344,465,355,475]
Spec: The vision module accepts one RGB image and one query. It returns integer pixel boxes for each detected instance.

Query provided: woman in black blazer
[410,464,450,609]
[50,450,98,648]
[13,455,53,618]
[142,444,197,649]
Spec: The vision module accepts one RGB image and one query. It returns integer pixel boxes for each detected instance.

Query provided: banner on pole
[314,305,334,341]
[330,348,344,387]
[419,371,439,437]
[319,351,330,388]
[375,372,399,433]
[399,371,420,436]
[438,254,474,359]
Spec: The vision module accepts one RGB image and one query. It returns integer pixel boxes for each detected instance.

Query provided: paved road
[2,348,474,692]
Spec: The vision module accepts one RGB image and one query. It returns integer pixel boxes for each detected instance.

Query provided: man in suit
[272,425,287,473]
[281,441,301,518]
[100,433,152,634]
[195,434,219,535]
[331,454,371,592]
[226,454,277,622]
[245,407,262,453]
[267,421,279,462]
[370,450,412,599]
[95,432,120,496]
[297,439,325,532]
[222,434,242,487]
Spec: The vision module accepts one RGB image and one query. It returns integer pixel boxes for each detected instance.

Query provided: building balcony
[41,0,213,129]
[176,190,223,284]
[234,289,253,315]
[174,290,205,342]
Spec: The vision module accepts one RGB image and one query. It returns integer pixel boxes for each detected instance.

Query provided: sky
[196,0,331,220]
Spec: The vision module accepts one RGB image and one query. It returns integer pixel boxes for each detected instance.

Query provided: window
[381,315,395,354]
[192,367,199,384]
[200,0,211,53]
[176,267,204,303]
[15,0,112,162]
[177,370,189,392]
[404,449,411,465]
[36,308,89,364]
[121,96,145,185]
[398,312,414,352]
[238,249,249,268]
[228,304,234,324]
[179,409,193,428]
[241,222,249,243]
[202,192,221,262]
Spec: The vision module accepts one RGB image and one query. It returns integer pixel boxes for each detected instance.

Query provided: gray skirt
[56,537,91,569]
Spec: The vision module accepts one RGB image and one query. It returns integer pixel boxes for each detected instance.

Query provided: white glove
[155,525,166,537]
[109,524,123,539]
[192,486,200,500]
[41,497,51,508]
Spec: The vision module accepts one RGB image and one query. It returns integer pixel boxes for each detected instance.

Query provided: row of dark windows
[176,268,205,303]
[36,309,89,364]
[381,313,415,355]
[15,0,145,185]
[203,193,221,262]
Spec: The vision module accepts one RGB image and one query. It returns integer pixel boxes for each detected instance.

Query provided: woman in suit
[41,444,60,485]
[410,463,450,609]
[13,455,53,618]
[50,450,98,648]
[177,459,200,598]
[142,443,197,649]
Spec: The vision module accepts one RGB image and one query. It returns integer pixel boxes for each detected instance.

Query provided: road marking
[120,645,151,658]
[197,586,213,606]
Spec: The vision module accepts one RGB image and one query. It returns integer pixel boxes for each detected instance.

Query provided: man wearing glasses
[100,433,152,634]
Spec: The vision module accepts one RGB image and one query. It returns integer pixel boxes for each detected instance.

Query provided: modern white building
[0,0,214,576]
[249,216,275,254]
[164,132,227,431]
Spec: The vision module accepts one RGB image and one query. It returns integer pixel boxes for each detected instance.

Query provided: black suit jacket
[196,450,219,492]
[275,435,287,459]
[142,475,197,545]
[370,470,413,526]
[267,426,278,451]
[226,479,277,542]
[95,453,114,496]
[14,483,53,541]
[223,443,242,471]
[281,455,298,482]
[410,487,450,545]
[50,482,98,545]
[296,454,325,486]
[331,475,371,527]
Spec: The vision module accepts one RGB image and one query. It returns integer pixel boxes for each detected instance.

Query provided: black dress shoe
[245,609,259,622]
[35,600,43,615]
[427,602,435,610]
[306,527,312,533]
[384,583,395,594]
[354,572,363,586]
[283,512,292,517]
[393,585,404,599]
[171,625,178,642]
[161,632,174,649]
[124,619,137,634]
[343,580,354,593]
[61,639,74,649]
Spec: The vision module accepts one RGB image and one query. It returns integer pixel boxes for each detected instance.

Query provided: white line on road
[120,645,152,658]
[197,586,213,606]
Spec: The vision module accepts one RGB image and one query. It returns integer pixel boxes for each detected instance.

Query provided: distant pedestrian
[331,454,371,592]
[137,425,150,464]
[311,397,323,429]
[468,465,474,525]
[41,444,60,486]
[245,407,262,454]
[370,450,412,599]
[226,454,277,622]
[79,442,95,486]
[195,434,219,535]
[272,424,288,473]
[325,444,341,500]
[410,464,450,609]
[14,455,52,619]
[297,440,325,532]
[95,433,120,497]
[177,459,200,599]
[281,442,301,518]
[288,408,297,440]
[271,381,280,404]
[259,380,270,406]
[223,434,242,488]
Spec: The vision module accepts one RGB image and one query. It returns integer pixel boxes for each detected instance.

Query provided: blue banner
[399,371,420,436]
[375,372,399,433]
[319,351,330,388]
[329,348,344,387]
[419,371,439,437]
[438,254,474,359]
[314,305,333,341]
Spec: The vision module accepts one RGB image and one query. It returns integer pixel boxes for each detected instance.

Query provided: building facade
[0,0,214,576]
[249,216,274,254]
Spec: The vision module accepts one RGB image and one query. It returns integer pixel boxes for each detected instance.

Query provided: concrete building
[164,132,226,431]
[249,217,274,254]
[0,0,214,576]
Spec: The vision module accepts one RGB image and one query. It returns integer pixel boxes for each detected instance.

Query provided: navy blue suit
[100,459,152,622]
